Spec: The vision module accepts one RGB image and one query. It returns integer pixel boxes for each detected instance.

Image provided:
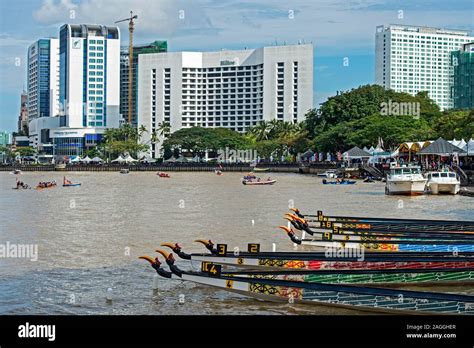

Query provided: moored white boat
[426,170,460,195]
[317,170,337,178]
[385,164,427,195]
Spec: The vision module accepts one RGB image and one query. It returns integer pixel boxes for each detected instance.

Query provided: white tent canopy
[123,154,138,163]
[82,156,92,163]
[91,156,103,163]
[111,155,125,163]
[450,139,467,150]
[70,156,82,163]
[140,156,156,163]
[462,139,474,156]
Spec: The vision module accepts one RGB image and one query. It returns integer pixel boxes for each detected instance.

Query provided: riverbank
[2,164,473,183]
[0,163,336,174]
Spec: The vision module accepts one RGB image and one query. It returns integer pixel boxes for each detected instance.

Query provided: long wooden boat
[322,180,356,185]
[139,254,474,315]
[242,179,276,186]
[253,167,269,172]
[35,182,57,190]
[160,242,474,270]
[283,212,474,251]
[286,213,474,235]
[291,209,474,230]
[281,227,474,252]
[221,268,474,286]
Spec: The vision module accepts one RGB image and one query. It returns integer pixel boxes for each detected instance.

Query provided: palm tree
[157,121,171,137]
[150,129,159,144]
[138,124,148,138]
[249,121,271,141]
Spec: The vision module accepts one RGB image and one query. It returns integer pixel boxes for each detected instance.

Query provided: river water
[0,171,472,314]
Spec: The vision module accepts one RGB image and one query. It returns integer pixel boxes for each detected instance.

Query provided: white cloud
[32,0,215,38]
[0,34,33,48]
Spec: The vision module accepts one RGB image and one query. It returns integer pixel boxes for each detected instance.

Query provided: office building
[120,41,167,126]
[18,91,29,134]
[375,24,473,110]
[27,38,60,121]
[137,44,313,158]
[0,131,12,147]
[451,42,474,109]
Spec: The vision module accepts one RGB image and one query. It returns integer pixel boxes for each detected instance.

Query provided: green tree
[15,147,36,157]
[431,109,474,140]
[306,84,444,152]
[305,85,442,136]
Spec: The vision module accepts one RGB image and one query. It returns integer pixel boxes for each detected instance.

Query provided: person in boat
[257,177,261,182]
[322,179,327,184]
[63,176,73,185]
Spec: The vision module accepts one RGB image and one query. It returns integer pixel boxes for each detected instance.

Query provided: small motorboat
[322,179,356,185]
[385,164,426,195]
[63,176,81,187]
[317,170,338,178]
[120,169,130,174]
[242,179,277,185]
[215,170,223,176]
[426,170,460,195]
[157,172,170,178]
[9,169,22,175]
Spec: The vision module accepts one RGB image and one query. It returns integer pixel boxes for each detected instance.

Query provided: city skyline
[1,0,473,132]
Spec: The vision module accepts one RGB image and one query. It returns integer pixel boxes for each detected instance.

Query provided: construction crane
[115,11,138,124]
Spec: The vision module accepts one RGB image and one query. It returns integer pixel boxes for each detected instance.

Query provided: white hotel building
[375,24,473,110]
[137,44,313,158]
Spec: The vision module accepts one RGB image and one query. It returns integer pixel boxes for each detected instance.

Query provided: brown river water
[0,171,472,314]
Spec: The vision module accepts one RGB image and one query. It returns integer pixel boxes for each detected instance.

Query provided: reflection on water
[0,172,472,314]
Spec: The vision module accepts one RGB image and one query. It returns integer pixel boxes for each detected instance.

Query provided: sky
[0,0,473,132]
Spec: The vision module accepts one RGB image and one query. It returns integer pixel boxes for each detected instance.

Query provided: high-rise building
[137,44,313,158]
[375,24,473,110]
[27,38,59,120]
[18,91,28,134]
[41,23,121,156]
[451,42,474,109]
[120,41,167,126]
[0,131,12,147]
